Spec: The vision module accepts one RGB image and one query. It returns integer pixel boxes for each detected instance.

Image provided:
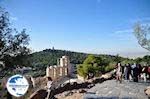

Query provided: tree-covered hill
[25,48,126,69]
[27,49,88,68]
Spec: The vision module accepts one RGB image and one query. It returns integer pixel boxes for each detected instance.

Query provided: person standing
[127,63,132,81]
[142,65,148,82]
[137,64,142,80]
[116,62,122,83]
[133,64,139,82]
[124,64,129,81]
[46,77,53,99]
[122,65,125,79]
[130,63,136,80]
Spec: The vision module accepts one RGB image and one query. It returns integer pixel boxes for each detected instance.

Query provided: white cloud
[110,29,135,41]
[114,29,133,34]
[113,17,150,40]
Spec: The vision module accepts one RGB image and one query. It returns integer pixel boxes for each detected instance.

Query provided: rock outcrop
[29,89,47,99]
[145,86,150,97]
[84,80,149,99]
[101,70,116,79]
[29,71,115,99]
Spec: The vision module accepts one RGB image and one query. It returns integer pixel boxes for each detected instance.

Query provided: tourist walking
[124,64,129,81]
[127,63,132,81]
[137,64,142,80]
[46,77,54,99]
[143,65,148,82]
[142,65,148,82]
[133,64,139,82]
[130,63,136,80]
[116,62,122,83]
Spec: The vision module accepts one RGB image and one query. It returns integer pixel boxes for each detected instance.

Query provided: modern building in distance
[46,56,74,80]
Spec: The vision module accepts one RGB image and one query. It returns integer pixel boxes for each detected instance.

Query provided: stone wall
[46,56,70,80]
[46,66,68,80]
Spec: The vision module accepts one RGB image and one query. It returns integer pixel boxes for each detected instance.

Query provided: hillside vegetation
[25,49,128,69]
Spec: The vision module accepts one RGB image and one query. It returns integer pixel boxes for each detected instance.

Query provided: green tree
[0,8,30,68]
[135,57,142,64]
[77,64,87,78]
[114,54,122,62]
[134,23,150,51]
[77,55,105,78]
[83,55,97,64]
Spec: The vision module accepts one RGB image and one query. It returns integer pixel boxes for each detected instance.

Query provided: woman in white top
[116,62,122,83]
[46,77,53,99]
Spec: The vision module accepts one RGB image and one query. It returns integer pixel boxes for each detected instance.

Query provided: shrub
[77,64,87,78]
[105,65,115,73]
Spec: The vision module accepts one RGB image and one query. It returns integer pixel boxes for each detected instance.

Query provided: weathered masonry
[46,56,71,80]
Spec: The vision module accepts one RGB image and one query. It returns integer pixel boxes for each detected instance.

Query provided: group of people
[115,62,150,83]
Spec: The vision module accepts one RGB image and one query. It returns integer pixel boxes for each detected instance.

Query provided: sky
[0,0,150,58]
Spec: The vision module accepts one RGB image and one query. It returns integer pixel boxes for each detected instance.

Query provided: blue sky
[0,0,150,58]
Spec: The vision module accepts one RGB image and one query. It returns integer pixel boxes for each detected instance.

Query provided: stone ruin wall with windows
[46,56,71,80]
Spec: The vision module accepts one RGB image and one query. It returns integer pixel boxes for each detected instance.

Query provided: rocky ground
[55,79,150,99]
[55,91,84,99]
[1,72,150,99]
[84,80,150,99]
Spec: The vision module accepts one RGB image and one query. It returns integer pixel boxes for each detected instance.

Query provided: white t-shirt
[131,64,136,69]
[47,81,52,89]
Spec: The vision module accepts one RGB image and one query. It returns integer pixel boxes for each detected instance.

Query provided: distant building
[46,56,73,80]
[52,46,55,50]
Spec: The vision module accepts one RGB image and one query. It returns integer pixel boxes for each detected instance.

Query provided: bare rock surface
[145,86,150,96]
[29,89,47,99]
[84,80,149,99]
